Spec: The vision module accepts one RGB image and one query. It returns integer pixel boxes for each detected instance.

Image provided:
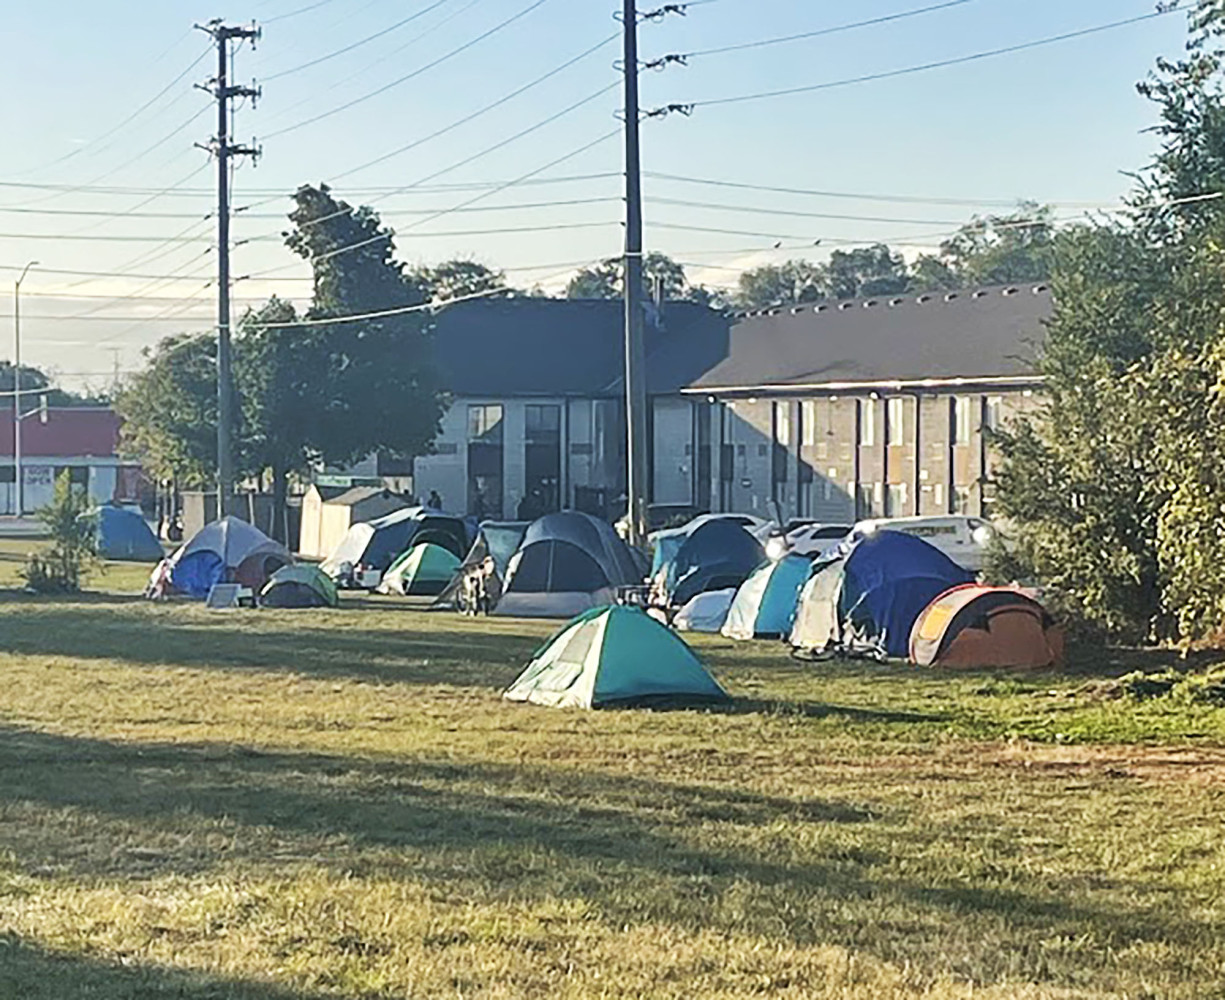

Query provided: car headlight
[765,536,788,561]
[971,525,994,546]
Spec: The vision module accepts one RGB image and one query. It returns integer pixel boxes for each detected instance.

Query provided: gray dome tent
[495,511,646,618]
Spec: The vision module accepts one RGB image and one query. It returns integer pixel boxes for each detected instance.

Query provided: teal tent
[378,542,462,596]
[722,553,813,640]
[261,564,339,608]
[504,605,730,709]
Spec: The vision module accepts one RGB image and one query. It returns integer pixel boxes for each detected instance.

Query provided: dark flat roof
[692,285,1050,391]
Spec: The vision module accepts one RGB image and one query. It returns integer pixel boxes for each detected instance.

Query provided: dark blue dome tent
[790,530,974,659]
[86,504,163,562]
[667,519,766,610]
[156,516,291,600]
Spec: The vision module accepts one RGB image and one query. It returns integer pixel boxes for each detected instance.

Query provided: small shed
[298,485,410,558]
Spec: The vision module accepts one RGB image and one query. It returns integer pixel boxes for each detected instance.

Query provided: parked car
[851,515,996,573]
[782,522,853,559]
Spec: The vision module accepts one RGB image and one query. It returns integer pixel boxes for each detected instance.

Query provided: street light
[14,260,38,517]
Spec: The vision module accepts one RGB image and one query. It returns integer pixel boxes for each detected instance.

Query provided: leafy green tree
[992,0,1225,642]
[564,252,714,304]
[824,244,910,299]
[114,334,219,487]
[0,362,104,408]
[411,259,509,302]
[734,259,825,309]
[21,470,98,593]
[911,203,1055,291]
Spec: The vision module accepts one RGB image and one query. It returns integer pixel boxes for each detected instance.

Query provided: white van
[851,515,996,573]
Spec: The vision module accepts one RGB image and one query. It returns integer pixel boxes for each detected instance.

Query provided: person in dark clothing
[427,490,443,510]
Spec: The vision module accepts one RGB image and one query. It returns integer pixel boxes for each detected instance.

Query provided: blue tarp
[92,506,163,562]
[839,531,974,658]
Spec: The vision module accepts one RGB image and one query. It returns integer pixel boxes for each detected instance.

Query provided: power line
[262,0,451,80]
[13,46,213,175]
[674,0,974,60]
[686,7,1183,109]
[646,197,964,226]
[263,0,552,139]
[329,31,620,182]
[263,0,342,24]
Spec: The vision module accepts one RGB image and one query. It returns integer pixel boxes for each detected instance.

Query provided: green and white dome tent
[504,605,730,709]
[377,543,462,597]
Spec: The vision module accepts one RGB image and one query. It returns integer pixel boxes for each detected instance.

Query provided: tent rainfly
[665,519,765,609]
[378,543,462,596]
[673,588,737,633]
[261,564,339,608]
[321,507,469,583]
[89,505,163,562]
[910,585,1064,669]
[722,553,813,640]
[504,605,730,708]
[158,516,291,600]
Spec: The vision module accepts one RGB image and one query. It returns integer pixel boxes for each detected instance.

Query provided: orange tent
[910,585,1063,669]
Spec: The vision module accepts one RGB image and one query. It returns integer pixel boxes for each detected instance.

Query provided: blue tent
[321,507,470,581]
[722,553,813,640]
[90,506,163,562]
[668,520,765,609]
[791,530,973,658]
[163,517,291,600]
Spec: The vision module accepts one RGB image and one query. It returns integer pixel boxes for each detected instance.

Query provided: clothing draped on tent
[504,605,730,708]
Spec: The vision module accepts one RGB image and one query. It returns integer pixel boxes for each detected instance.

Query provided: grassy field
[1,542,1224,998]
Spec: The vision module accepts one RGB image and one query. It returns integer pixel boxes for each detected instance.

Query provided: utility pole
[13,260,38,517]
[622,0,649,549]
[196,19,259,518]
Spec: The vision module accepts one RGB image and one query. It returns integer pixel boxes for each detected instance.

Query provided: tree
[21,470,98,593]
[734,259,825,309]
[411,259,509,302]
[564,252,714,304]
[114,333,219,487]
[992,0,1225,642]
[911,203,1055,291]
[0,362,105,408]
[824,244,910,299]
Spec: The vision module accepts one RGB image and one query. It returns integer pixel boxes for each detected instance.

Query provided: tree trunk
[271,465,289,545]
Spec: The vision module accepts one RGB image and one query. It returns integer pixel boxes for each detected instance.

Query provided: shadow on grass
[720,698,950,724]
[0,722,1215,985]
[0,933,331,1000]
[0,602,541,689]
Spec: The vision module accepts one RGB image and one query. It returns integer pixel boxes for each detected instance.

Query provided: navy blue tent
[90,506,163,562]
[668,519,765,609]
[321,507,470,581]
[791,530,973,658]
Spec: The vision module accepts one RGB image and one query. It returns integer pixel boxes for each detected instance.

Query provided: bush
[19,471,98,594]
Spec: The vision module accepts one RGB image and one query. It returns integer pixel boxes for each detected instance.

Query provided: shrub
[19,471,98,594]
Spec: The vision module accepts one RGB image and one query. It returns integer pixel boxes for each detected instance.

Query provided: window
[934,482,945,511]
[886,482,908,516]
[0,466,13,485]
[856,483,875,517]
[953,484,973,515]
[55,466,89,488]
[774,402,791,447]
[858,399,876,447]
[985,396,1003,432]
[887,398,905,446]
[525,403,561,441]
[468,404,504,442]
[952,396,974,445]
[801,401,816,447]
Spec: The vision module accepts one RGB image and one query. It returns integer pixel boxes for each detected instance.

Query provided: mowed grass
[1,541,1224,997]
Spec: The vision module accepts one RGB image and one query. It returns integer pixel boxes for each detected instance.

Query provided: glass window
[887,398,905,446]
[952,397,974,445]
[858,399,876,447]
[801,401,816,447]
[886,482,908,516]
[468,404,504,443]
[953,484,973,515]
[985,396,1003,433]
[525,403,561,440]
[934,482,945,511]
[774,402,790,447]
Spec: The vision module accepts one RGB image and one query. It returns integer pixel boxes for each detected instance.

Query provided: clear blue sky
[0,0,1191,388]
